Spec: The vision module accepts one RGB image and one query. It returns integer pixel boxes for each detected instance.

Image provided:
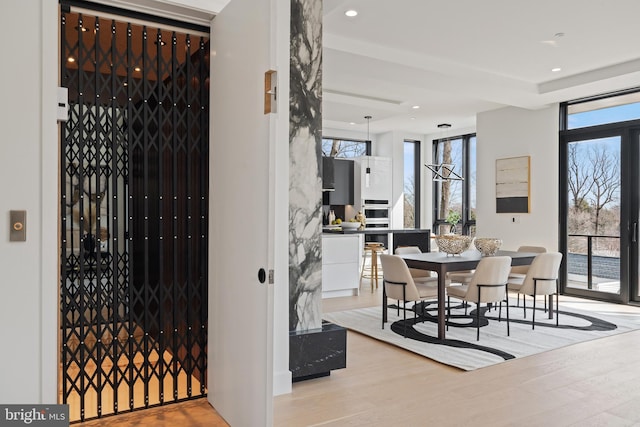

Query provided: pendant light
[365,115,372,187]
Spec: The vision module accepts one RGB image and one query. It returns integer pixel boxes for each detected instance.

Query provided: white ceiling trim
[323,33,535,90]
[323,89,403,108]
[87,0,225,26]
[324,47,542,111]
[539,58,640,94]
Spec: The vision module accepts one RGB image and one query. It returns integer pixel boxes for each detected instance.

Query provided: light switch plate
[10,210,26,242]
[57,87,69,122]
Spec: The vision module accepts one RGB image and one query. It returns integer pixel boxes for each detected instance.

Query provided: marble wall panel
[289,0,322,331]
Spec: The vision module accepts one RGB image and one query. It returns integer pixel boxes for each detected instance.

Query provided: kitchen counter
[322,227,431,235]
[321,229,432,298]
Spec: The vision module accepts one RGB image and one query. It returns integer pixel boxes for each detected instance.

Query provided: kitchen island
[321,228,431,298]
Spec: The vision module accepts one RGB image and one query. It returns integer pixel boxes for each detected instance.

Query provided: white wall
[476,105,560,251]
[0,0,58,403]
[272,0,292,397]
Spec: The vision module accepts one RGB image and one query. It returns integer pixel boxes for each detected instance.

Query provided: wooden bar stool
[360,242,385,292]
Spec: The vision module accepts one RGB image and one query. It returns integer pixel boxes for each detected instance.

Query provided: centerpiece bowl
[340,221,361,230]
[474,237,503,256]
[434,235,472,255]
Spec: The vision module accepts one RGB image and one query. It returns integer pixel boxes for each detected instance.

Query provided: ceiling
[322,0,640,136]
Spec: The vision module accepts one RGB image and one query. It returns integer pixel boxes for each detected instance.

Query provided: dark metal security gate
[60,4,209,422]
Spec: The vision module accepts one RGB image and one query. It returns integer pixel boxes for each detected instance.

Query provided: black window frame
[321,136,371,158]
[432,133,476,236]
[404,139,421,229]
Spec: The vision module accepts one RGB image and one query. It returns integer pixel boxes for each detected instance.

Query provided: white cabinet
[358,156,392,201]
[322,233,363,298]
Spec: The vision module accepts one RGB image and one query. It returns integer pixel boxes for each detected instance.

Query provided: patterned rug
[323,299,640,370]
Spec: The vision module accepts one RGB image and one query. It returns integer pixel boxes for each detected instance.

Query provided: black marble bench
[289,321,346,382]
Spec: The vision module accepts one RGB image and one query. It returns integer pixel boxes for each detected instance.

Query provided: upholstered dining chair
[507,252,563,329]
[394,246,436,280]
[446,256,512,340]
[509,245,547,307]
[509,245,547,278]
[380,254,439,338]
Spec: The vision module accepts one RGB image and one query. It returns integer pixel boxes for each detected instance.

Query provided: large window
[560,88,640,304]
[322,137,370,158]
[566,91,640,130]
[432,134,476,236]
[404,140,420,228]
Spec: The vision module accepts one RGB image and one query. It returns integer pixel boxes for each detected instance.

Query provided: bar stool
[360,242,385,292]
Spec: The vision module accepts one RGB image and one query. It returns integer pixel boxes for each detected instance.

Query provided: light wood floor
[78,282,640,426]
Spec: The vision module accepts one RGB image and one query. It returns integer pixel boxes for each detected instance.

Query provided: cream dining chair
[380,254,439,338]
[394,246,437,280]
[508,246,547,307]
[446,256,512,341]
[507,252,563,329]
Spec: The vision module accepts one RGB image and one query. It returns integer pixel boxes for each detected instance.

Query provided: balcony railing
[567,234,620,290]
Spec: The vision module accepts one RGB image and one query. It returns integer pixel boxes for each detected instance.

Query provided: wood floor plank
[76,283,640,426]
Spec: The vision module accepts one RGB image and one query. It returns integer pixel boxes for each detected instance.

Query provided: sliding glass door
[561,126,640,303]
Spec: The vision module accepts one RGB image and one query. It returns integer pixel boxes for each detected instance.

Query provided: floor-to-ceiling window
[432,134,476,236]
[60,4,209,421]
[404,140,420,228]
[560,89,640,303]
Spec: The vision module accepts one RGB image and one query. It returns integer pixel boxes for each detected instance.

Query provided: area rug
[322,299,640,371]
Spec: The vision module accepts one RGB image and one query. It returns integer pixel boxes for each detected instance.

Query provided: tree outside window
[321,138,369,158]
[432,134,476,236]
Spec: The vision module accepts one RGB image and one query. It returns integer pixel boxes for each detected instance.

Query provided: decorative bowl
[341,221,361,230]
[474,237,503,256]
[434,235,473,255]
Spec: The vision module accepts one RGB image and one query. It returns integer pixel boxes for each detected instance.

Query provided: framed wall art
[496,155,530,213]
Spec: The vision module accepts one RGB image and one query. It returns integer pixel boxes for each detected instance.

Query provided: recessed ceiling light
[345,10,358,17]
[551,67,562,72]
[134,66,141,72]
[412,105,420,109]
[67,57,75,63]
[410,117,416,120]
[349,122,356,125]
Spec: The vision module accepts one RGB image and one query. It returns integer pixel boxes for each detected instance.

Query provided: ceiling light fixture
[345,10,358,17]
[365,115,372,188]
[67,57,75,63]
[412,105,420,109]
[551,67,562,72]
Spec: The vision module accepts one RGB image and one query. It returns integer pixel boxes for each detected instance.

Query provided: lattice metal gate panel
[60,7,209,422]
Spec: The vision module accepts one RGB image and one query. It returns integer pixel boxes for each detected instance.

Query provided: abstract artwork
[496,156,530,213]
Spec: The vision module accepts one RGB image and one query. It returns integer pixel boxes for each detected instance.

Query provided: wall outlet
[511,216,520,224]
